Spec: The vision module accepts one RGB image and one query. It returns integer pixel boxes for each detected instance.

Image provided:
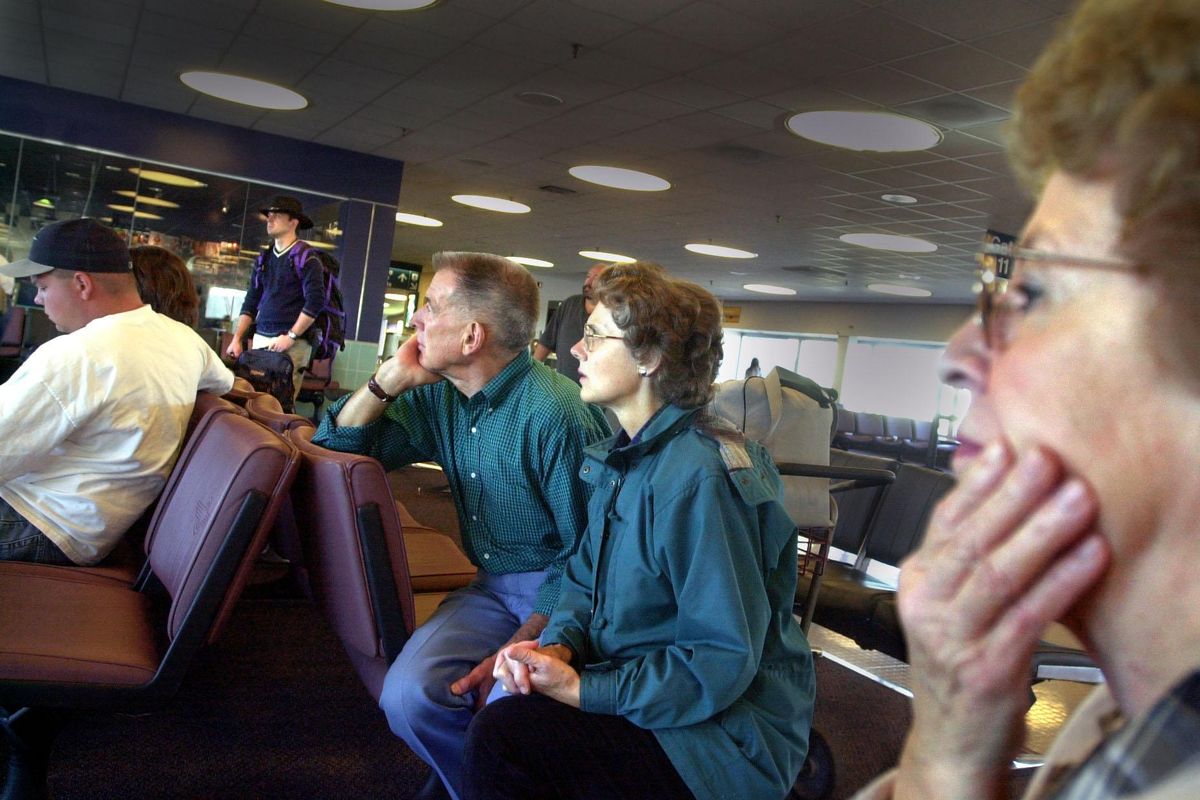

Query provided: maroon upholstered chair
[0,407,298,799]
[245,391,315,435]
[287,427,476,701]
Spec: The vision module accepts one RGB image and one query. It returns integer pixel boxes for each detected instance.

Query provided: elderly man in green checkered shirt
[314,251,609,800]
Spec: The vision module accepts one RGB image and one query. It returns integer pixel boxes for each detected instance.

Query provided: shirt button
[470,472,477,478]
[472,515,478,521]
[483,553,490,559]
[609,480,616,486]
[471,426,477,433]
[582,466,591,474]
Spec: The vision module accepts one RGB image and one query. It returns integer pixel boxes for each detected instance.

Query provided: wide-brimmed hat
[0,218,132,278]
[258,195,314,230]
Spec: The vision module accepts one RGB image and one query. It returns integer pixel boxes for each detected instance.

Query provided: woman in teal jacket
[463,264,814,800]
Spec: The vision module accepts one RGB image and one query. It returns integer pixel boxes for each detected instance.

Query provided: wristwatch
[367,375,398,403]
[286,330,299,340]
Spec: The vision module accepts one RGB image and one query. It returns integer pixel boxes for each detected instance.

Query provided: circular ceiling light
[129,167,206,188]
[108,203,163,220]
[568,166,670,192]
[684,243,758,259]
[179,71,308,110]
[451,194,531,214]
[385,292,408,301]
[508,256,554,268]
[113,190,180,209]
[515,91,564,107]
[868,283,933,297]
[840,233,938,253]
[578,250,635,264]
[324,0,439,9]
[881,194,918,204]
[785,111,941,152]
[303,239,338,250]
[744,283,796,296]
[395,211,443,227]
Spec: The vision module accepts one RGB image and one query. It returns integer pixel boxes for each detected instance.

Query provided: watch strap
[367,375,398,403]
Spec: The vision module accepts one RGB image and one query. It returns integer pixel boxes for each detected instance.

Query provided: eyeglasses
[973,241,1134,351]
[582,325,624,352]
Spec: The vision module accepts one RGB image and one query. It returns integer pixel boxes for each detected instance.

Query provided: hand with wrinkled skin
[493,641,580,708]
[451,614,551,712]
[892,442,1110,800]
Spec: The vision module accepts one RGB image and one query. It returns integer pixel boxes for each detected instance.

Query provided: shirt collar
[593,404,699,466]
[469,350,534,408]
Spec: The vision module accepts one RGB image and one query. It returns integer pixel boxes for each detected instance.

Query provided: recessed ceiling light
[881,194,918,204]
[108,203,163,220]
[785,111,941,152]
[324,0,438,9]
[304,240,338,250]
[385,292,408,301]
[684,243,757,259]
[515,91,564,107]
[568,166,670,192]
[451,194,531,214]
[395,211,443,227]
[578,250,635,264]
[128,167,206,188]
[840,233,938,253]
[33,197,55,209]
[744,283,796,296]
[113,190,180,209]
[179,71,308,110]
[508,256,554,268]
[868,283,933,297]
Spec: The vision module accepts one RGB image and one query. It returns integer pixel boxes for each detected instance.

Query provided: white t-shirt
[0,304,234,564]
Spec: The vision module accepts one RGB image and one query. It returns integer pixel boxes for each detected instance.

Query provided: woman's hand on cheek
[893,442,1110,800]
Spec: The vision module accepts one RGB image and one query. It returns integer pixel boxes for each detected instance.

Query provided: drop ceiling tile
[350,17,459,60]
[330,40,429,78]
[603,28,724,74]
[890,45,1027,92]
[908,158,992,183]
[962,80,1021,112]
[958,151,1013,175]
[0,59,48,84]
[711,99,787,130]
[41,5,135,44]
[136,12,232,51]
[687,58,795,100]
[880,0,1057,42]
[0,1,39,24]
[508,0,636,47]
[237,15,347,55]
[254,0,363,36]
[846,166,940,189]
[817,7,955,61]
[507,68,624,108]
[601,90,694,121]
[896,92,1011,129]
[711,0,857,30]
[314,129,396,152]
[563,0,692,25]
[651,1,777,54]
[44,31,129,64]
[761,82,875,114]
[391,3,499,41]
[560,48,672,90]
[823,65,950,108]
[643,75,743,111]
[142,0,253,32]
[745,36,873,83]
[219,40,324,85]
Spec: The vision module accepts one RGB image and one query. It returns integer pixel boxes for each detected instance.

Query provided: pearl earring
[638,366,648,376]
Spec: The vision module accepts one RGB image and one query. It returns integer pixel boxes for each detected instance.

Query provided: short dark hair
[129,245,199,327]
[594,262,723,408]
[432,252,538,354]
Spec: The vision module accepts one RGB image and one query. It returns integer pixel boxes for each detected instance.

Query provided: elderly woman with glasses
[461,264,814,800]
[857,1,1200,799]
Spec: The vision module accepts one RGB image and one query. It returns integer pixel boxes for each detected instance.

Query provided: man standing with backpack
[227,195,325,402]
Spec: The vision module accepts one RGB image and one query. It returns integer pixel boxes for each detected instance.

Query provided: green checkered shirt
[314,351,610,615]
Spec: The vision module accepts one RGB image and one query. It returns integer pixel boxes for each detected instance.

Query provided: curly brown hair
[130,245,199,327]
[1011,0,1200,377]
[593,262,723,408]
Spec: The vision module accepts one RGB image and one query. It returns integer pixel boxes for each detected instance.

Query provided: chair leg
[1,708,65,800]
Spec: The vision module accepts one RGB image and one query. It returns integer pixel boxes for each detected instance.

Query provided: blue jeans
[0,496,74,564]
[379,569,545,800]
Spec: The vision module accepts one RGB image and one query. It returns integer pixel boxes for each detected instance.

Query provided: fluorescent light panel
[786,111,941,152]
[568,165,670,192]
[113,190,180,209]
[744,283,795,296]
[451,195,531,214]
[180,71,308,110]
[840,233,938,253]
[685,243,757,259]
[508,256,554,268]
[128,167,206,188]
[395,211,443,227]
[578,250,635,264]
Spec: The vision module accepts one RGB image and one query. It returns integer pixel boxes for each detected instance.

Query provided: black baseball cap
[0,218,132,278]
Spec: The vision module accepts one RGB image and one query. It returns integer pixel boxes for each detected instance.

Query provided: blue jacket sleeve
[578,473,774,729]
[540,507,601,661]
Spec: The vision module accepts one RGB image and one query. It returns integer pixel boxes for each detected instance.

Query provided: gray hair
[431,251,539,354]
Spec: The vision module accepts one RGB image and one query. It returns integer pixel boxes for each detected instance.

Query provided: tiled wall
[331,339,380,392]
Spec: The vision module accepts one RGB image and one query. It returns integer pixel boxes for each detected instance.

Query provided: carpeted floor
[2,594,915,799]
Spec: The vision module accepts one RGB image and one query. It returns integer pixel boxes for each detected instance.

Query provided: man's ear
[73,272,96,300]
[461,320,486,356]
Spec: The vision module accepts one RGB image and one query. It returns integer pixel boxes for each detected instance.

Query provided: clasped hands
[493,642,581,708]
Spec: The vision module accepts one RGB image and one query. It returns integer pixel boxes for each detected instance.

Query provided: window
[839,338,946,422]
[716,330,838,388]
